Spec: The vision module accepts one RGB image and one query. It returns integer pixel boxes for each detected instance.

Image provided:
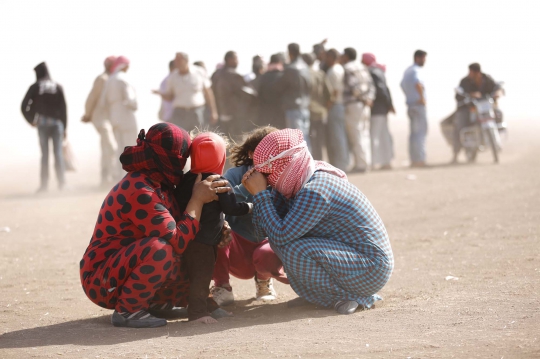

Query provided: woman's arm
[252,188,331,246]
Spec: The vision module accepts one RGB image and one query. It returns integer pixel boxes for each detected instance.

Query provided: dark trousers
[309,113,327,161]
[37,115,65,188]
[183,241,219,321]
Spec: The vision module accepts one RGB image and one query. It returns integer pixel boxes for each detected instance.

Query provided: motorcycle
[441,83,506,163]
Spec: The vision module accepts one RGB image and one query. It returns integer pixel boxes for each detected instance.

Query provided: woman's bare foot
[192,316,218,324]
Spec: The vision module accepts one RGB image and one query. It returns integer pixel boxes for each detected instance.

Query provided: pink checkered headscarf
[253,129,347,199]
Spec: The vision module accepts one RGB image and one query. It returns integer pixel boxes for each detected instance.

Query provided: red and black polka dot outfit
[79,171,199,314]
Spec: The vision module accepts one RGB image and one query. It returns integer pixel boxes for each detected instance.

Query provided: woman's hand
[217,221,232,248]
[242,170,268,195]
[192,174,229,204]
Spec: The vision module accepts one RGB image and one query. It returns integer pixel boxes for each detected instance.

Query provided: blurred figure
[401,50,428,167]
[274,43,311,146]
[452,63,501,163]
[159,52,218,132]
[102,56,138,177]
[244,55,265,86]
[82,56,117,186]
[152,60,175,122]
[312,39,328,72]
[257,54,285,129]
[193,61,213,127]
[341,47,375,173]
[302,53,329,161]
[362,53,395,170]
[21,62,67,192]
[324,49,349,171]
[211,51,249,139]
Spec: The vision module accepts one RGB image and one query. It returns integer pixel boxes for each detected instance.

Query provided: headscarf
[362,53,386,72]
[110,56,130,74]
[253,129,347,199]
[120,123,191,187]
[190,132,226,175]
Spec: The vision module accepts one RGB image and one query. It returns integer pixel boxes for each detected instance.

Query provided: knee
[143,237,175,263]
[253,246,281,272]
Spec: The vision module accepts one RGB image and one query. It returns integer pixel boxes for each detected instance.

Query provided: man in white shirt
[324,49,349,171]
[159,52,218,132]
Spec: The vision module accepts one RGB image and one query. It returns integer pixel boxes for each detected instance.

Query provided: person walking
[21,62,67,192]
[243,129,394,315]
[362,53,395,170]
[257,54,286,129]
[211,51,250,139]
[101,56,138,178]
[159,52,218,132]
[82,56,118,186]
[401,50,428,167]
[274,43,311,146]
[152,60,175,123]
[302,53,329,161]
[341,48,375,173]
[324,49,349,171]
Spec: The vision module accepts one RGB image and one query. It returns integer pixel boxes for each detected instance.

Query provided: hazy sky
[1,0,538,167]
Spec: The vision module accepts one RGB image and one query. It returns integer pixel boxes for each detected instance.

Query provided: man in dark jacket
[362,53,395,170]
[452,63,501,163]
[274,43,311,146]
[211,51,251,140]
[21,62,67,192]
[256,54,285,129]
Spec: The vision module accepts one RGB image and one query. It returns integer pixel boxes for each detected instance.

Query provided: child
[174,132,251,323]
[211,126,289,306]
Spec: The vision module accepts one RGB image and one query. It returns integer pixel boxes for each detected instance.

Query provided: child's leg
[212,244,231,287]
[184,242,217,321]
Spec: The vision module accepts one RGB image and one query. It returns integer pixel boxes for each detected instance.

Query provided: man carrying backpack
[341,48,375,173]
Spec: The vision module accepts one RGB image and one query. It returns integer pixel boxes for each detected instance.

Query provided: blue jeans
[407,105,428,163]
[285,108,311,149]
[37,115,65,188]
[326,104,349,171]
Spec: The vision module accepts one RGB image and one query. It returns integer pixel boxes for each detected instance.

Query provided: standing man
[341,47,376,173]
[324,49,349,171]
[362,53,395,170]
[302,53,329,161]
[257,54,286,129]
[211,51,250,139]
[21,62,67,192]
[102,56,139,178]
[274,43,311,146]
[82,56,117,186]
[159,52,218,132]
[401,50,428,167]
[152,60,175,123]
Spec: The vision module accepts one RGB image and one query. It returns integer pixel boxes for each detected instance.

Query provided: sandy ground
[0,119,539,359]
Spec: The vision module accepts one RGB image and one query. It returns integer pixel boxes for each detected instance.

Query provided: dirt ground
[0,120,539,359]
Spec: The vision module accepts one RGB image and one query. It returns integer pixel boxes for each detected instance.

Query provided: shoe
[334,300,359,315]
[255,277,277,301]
[148,303,188,319]
[111,310,167,328]
[210,285,235,306]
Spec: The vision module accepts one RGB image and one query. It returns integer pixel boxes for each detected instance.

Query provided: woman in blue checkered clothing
[242,129,393,315]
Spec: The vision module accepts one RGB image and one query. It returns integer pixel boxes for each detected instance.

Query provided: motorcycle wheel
[465,148,478,163]
[487,128,499,164]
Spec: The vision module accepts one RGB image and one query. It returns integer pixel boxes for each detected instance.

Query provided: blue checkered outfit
[252,171,393,308]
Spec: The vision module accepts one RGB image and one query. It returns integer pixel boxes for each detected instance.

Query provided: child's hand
[217,221,232,248]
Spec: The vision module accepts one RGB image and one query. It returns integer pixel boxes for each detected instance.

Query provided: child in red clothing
[175,132,251,323]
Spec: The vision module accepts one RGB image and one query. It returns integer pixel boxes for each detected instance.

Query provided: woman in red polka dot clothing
[79,123,230,328]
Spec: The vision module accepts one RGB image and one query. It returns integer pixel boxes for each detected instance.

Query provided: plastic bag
[63,140,77,172]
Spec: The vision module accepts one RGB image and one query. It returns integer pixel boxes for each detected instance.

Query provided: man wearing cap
[82,56,118,186]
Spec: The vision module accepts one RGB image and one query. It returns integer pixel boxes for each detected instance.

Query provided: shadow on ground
[0,299,344,348]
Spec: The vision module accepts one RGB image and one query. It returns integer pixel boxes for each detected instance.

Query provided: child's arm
[218,188,251,216]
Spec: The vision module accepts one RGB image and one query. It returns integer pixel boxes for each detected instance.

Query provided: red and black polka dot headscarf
[120,123,191,187]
